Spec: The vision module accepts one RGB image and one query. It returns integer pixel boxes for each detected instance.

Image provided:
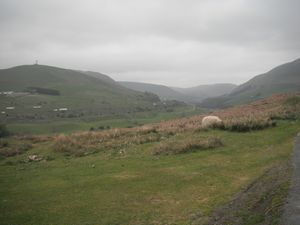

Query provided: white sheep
[202,116,222,128]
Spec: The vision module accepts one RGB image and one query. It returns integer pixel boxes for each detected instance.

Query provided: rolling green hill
[201,58,300,108]
[172,83,237,101]
[119,81,237,103]
[1,93,299,224]
[0,64,164,122]
[118,81,195,102]
[80,71,116,85]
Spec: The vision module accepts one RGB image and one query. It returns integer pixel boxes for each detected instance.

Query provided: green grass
[0,64,190,125]
[0,120,299,224]
[6,106,202,135]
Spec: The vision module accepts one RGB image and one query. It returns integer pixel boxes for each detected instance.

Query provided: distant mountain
[0,64,162,121]
[118,81,195,102]
[201,58,300,108]
[119,81,237,103]
[173,83,237,101]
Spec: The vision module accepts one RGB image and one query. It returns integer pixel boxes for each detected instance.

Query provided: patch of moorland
[154,93,300,132]
[0,93,299,224]
[5,105,202,135]
[45,93,300,157]
[152,136,223,155]
[53,127,168,157]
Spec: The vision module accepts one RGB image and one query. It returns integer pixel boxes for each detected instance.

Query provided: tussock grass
[269,96,300,120]
[217,115,276,132]
[1,94,300,225]
[153,136,223,155]
[284,95,300,106]
[155,93,300,132]
[0,141,32,158]
[1,121,298,224]
[52,93,300,156]
[53,127,168,156]
[17,135,53,143]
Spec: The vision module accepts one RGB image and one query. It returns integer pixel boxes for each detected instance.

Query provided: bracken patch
[152,136,223,155]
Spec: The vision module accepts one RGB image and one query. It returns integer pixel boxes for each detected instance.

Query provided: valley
[0,60,299,225]
[0,93,299,224]
[1,1,299,224]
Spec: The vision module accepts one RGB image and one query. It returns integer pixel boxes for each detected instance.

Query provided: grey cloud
[0,0,299,86]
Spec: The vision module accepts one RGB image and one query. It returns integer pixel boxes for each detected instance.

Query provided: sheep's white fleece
[202,116,222,128]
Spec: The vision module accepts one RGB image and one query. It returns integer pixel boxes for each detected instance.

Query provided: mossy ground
[0,120,299,225]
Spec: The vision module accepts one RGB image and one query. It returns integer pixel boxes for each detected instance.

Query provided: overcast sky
[0,0,299,87]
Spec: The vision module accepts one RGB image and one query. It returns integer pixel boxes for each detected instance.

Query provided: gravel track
[282,133,300,225]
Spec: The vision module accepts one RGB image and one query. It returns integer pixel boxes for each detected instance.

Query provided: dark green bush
[0,143,32,157]
[0,124,10,138]
[215,117,276,132]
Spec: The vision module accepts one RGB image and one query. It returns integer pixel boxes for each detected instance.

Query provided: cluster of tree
[143,92,161,102]
[26,87,60,96]
[89,125,111,131]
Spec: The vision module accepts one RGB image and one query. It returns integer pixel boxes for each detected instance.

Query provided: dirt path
[197,134,299,225]
[203,161,292,225]
[281,133,300,225]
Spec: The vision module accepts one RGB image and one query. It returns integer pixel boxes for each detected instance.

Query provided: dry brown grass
[53,127,168,156]
[152,136,223,155]
[0,140,32,157]
[153,93,300,132]
[52,93,300,156]
[215,114,276,132]
[17,135,53,143]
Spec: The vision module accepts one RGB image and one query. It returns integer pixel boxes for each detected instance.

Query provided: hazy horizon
[1,0,299,87]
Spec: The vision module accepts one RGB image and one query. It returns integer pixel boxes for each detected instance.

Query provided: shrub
[17,135,52,143]
[153,136,223,155]
[269,110,299,121]
[53,128,173,157]
[0,124,10,138]
[284,96,300,106]
[0,143,32,157]
[275,96,300,120]
[98,126,105,130]
[27,87,60,96]
[215,116,276,132]
[53,129,132,156]
[53,134,87,156]
[45,155,55,161]
[138,127,158,134]
[0,139,9,147]
[132,133,161,144]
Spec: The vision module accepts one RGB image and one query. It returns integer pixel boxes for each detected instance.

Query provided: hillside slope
[119,81,236,103]
[201,58,300,108]
[0,64,161,121]
[119,81,196,102]
[173,83,237,100]
[1,93,299,224]
[81,71,116,85]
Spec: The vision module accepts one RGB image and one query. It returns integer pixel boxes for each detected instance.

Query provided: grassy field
[1,93,299,225]
[0,65,201,135]
[0,65,161,118]
[0,120,299,225]
[6,106,202,135]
